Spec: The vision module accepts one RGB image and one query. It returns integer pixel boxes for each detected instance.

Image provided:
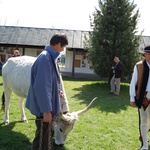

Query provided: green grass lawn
[0,77,145,150]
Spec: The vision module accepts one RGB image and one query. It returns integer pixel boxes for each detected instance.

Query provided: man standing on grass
[26,33,68,150]
[130,46,150,150]
[109,56,123,96]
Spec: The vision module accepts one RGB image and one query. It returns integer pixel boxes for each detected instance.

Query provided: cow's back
[2,56,36,98]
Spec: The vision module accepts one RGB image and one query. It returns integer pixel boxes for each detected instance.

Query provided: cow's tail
[1,91,5,112]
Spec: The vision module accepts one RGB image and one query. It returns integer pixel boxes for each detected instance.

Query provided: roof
[0,26,89,49]
[139,36,150,51]
[0,26,150,51]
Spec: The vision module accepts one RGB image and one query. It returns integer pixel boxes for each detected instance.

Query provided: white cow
[1,56,96,145]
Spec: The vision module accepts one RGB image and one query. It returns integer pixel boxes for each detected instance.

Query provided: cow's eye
[60,128,62,132]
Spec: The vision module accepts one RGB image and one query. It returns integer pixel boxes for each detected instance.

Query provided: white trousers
[139,105,150,149]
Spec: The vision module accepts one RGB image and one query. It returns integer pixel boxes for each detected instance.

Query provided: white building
[0,26,94,77]
[0,25,150,78]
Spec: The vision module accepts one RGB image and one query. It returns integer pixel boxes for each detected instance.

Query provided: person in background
[130,46,150,150]
[26,33,68,150]
[109,56,123,96]
[0,59,3,75]
[12,50,21,57]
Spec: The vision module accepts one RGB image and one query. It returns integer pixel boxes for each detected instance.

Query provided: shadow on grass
[54,145,67,150]
[70,81,130,113]
[0,119,68,150]
[0,121,31,150]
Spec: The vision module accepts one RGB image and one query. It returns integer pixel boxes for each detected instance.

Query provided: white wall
[24,48,38,56]
[65,49,94,74]
[65,50,73,71]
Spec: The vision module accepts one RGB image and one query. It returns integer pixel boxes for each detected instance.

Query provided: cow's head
[53,97,97,145]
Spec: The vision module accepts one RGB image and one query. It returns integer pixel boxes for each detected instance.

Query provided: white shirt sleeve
[129,65,138,102]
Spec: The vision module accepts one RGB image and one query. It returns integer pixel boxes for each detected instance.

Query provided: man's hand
[130,102,137,107]
[43,112,52,123]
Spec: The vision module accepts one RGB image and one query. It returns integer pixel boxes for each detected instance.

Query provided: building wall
[0,46,94,74]
[0,46,43,62]
[65,49,73,71]
[24,48,41,57]
[65,49,94,74]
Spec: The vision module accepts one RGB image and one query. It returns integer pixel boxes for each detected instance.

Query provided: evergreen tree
[87,0,141,79]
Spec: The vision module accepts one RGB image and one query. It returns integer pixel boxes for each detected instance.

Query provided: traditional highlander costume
[130,46,150,150]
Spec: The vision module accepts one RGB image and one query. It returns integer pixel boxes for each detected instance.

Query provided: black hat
[144,46,150,54]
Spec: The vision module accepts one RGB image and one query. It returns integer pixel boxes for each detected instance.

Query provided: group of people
[10,33,150,150]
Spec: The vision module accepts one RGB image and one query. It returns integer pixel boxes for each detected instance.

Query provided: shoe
[109,92,114,94]
[113,93,119,96]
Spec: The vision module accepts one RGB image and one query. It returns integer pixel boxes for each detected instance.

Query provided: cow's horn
[75,97,97,116]
[60,111,70,121]
[60,112,66,120]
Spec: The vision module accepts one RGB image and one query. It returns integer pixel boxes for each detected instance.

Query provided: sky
[0,0,150,36]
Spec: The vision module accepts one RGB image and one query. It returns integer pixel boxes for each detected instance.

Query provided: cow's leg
[18,97,28,123]
[4,88,12,125]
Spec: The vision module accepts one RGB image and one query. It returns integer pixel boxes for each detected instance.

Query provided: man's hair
[114,56,119,59]
[14,50,19,54]
[50,33,68,47]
